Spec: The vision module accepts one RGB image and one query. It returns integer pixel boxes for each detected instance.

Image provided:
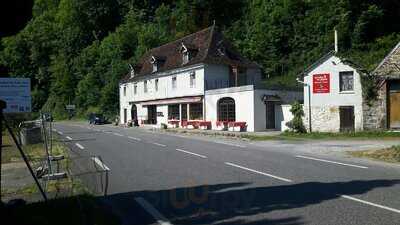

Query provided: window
[183,51,189,64]
[168,104,180,120]
[238,68,247,86]
[155,79,159,91]
[144,80,148,93]
[152,63,158,73]
[218,97,235,122]
[172,76,177,89]
[134,83,137,95]
[189,103,203,120]
[190,71,196,88]
[123,86,126,96]
[339,71,354,92]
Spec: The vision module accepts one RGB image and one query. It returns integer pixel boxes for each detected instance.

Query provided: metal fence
[2,112,109,202]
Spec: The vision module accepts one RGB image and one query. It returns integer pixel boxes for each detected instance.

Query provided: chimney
[334,29,338,53]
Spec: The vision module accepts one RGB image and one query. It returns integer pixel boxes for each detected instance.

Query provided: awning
[134,96,203,106]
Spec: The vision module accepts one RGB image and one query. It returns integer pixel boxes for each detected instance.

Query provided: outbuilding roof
[121,25,260,83]
[373,41,400,79]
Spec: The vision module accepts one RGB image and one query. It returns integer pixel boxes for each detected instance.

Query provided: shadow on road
[102,179,400,225]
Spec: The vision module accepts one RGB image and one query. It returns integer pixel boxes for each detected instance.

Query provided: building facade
[302,52,364,132]
[119,26,302,132]
[364,41,400,130]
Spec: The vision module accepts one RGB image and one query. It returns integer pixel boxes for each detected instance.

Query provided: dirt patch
[349,146,400,163]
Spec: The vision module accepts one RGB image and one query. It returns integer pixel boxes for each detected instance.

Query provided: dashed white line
[57,131,63,135]
[341,195,400,214]
[135,197,173,225]
[214,141,246,148]
[52,128,57,132]
[224,162,292,182]
[75,143,85,150]
[66,136,73,140]
[91,157,110,171]
[113,132,124,137]
[128,136,141,141]
[152,142,167,147]
[295,155,368,169]
[175,149,207,158]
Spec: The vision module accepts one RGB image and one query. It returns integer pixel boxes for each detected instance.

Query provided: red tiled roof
[121,25,260,82]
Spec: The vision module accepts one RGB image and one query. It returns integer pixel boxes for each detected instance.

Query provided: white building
[301,52,364,132]
[120,26,302,132]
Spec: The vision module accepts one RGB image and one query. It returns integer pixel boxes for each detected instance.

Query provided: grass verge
[349,145,400,163]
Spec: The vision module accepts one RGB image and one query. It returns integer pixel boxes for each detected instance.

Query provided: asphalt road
[53,122,400,225]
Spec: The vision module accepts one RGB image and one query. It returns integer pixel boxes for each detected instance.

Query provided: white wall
[303,55,363,132]
[119,64,205,124]
[253,89,303,132]
[205,86,255,131]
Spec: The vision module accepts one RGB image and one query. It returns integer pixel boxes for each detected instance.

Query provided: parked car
[88,113,105,125]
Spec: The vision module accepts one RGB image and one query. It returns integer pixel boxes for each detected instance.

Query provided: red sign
[313,74,330,93]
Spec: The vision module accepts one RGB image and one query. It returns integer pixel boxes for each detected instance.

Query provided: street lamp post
[296,78,312,133]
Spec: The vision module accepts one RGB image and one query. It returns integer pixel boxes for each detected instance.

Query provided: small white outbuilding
[300,51,364,132]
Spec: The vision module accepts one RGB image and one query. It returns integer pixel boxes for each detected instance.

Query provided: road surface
[54,122,400,225]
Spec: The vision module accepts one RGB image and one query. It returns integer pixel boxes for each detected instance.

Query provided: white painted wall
[205,86,255,131]
[303,55,363,132]
[253,89,303,131]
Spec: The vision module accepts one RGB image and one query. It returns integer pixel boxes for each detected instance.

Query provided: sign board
[313,74,330,94]
[0,78,31,113]
[66,105,76,110]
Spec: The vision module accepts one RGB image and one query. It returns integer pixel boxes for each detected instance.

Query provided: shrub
[286,101,306,133]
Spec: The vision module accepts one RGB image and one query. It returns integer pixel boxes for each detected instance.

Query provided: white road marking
[91,157,110,171]
[75,143,85,150]
[113,132,124,137]
[152,142,167,147]
[52,128,57,132]
[295,155,368,169]
[341,195,400,214]
[175,149,207,158]
[57,131,63,135]
[225,162,292,182]
[128,136,141,141]
[214,141,246,148]
[135,197,173,225]
[66,136,73,140]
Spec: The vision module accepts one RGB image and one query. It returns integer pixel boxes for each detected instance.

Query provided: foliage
[1,0,399,118]
[286,101,306,133]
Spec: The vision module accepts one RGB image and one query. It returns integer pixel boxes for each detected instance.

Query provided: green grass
[243,131,400,141]
[349,145,400,163]
[4,194,120,225]
[280,131,400,140]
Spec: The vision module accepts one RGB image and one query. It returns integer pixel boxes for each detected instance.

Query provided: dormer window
[129,64,141,78]
[150,56,158,73]
[181,43,197,65]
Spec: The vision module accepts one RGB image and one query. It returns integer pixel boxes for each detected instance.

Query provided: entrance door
[124,108,127,124]
[340,106,355,132]
[147,105,157,124]
[389,80,400,129]
[266,102,275,129]
[181,104,187,121]
[131,105,137,120]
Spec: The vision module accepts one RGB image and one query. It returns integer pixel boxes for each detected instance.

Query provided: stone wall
[362,82,388,130]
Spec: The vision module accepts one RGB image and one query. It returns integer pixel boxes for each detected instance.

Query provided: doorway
[181,104,187,121]
[265,102,275,129]
[147,105,157,125]
[339,106,355,132]
[388,80,400,129]
[123,108,127,124]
